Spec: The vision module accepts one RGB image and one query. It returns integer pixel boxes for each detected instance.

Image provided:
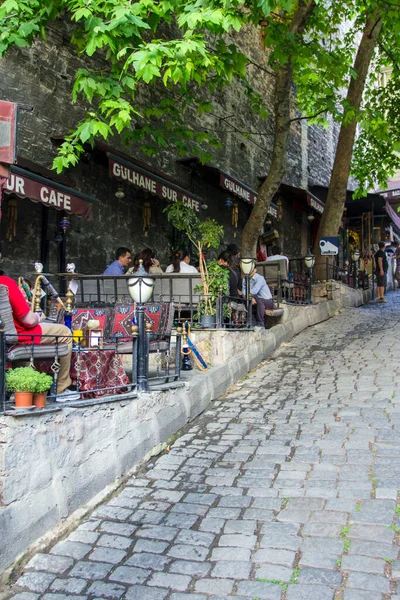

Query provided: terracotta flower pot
[15,391,33,409]
[33,392,47,409]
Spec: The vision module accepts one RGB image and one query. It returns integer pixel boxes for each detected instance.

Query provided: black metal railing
[0,327,182,415]
[325,260,369,290]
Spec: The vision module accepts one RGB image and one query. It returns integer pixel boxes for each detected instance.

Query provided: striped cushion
[0,285,18,343]
[7,343,70,361]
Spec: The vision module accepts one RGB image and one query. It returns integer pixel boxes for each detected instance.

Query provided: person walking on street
[375,241,388,303]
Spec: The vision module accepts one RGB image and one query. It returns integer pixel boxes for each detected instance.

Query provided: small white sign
[319,237,339,255]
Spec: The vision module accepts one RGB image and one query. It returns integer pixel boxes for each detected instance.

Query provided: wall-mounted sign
[219,172,278,217]
[0,101,17,164]
[4,168,93,219]
[307,194,324,214]
[109,155,201,213]
[319,236,339,255]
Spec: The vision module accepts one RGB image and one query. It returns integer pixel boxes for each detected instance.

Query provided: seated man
[266,245,289,267]
[104,247,132,275]
[242,267,274,327]
[0,275,78,402]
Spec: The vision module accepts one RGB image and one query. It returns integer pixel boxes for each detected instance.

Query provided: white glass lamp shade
[304,251,316,269]
[351,248,360,262]
[240,257,256,275]
[127,261,154,303]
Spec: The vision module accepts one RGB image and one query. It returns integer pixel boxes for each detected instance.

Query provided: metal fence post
[174,327,182,380]
[326,257,329,281]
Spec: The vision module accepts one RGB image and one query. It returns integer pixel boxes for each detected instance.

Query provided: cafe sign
[219,172,278,218]
[109,155,201,212]
[4,168,93,219]
[307,193,324,214]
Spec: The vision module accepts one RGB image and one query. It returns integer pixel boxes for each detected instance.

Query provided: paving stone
[254,564,293,582]
[302,523,343,537]
[135,525,178,541]
[147,572,191,591]
[124,585,168,600]
[347,524,395,544]
[86,581,127,599]
[341,555,386,574]
[68,530,100,544]
[198,518,225,533]
[224,520,257,534]
[88,547,127,564]
[169,596,207,600]
[218,533,257,549]
[342,590,383,600]
[25,554,73,574]
[347,539,398,560]
[350,499,396,526]
[346,571,390,593]
[301,536,344,556]
[49,578,87,595]
[97,534,133,550]
[259,533,301,551]
[99,521,137,536]
[167,544,209,561]
[298,552,338,571]
[41,595,86,600]
[175,530,215,546]
[236,580,282,599]
[298,568,342,585]
[15,573,56,593]
[253,548,296,567]
[277,508,311,523]
[125,552,171,570]
[50,540,92,560]
[211,547,251,561]
[168,560,211,577]
[286,583,335,600]
[211,560,252,579]
[92,506,133,520]
[69,561,114,580]
[133,539,169,553]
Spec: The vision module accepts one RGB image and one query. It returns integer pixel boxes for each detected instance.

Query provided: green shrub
[6,367,53,393]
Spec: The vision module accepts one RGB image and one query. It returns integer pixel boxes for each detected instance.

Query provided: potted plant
[33,372,53,408]
[6,367,38,409]
[164,201,226,327]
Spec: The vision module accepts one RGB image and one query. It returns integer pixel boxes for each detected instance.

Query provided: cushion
[71,307,111,338]
[109,302,173,341]
[0,284,19,343]
[7,342,70,361]
[103,340,170,354]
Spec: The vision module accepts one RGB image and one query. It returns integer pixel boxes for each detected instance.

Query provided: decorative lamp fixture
[200,203,208,210]
[60,216,70,233]
[128,260,154,303]
[304,250,316,270]
[276,199,283,221]
[240,257,257,275]
[351,248,360,262]
[127,260,155,392]
[225,198,233,208]
[307,214,315,222]
[232,201,239,238]
[115,186,125,199]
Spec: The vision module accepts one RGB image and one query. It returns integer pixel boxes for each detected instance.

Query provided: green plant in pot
[33,372,53,409]
[164,201,225,327]
[6,367,38,409]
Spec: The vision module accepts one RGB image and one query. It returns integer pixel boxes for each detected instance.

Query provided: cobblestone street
[7,292,400,600]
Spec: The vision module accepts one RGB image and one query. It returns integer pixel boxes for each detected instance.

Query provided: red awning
[3,166,93,220]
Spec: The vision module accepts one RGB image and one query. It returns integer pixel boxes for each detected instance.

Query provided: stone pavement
[6,292,400,600]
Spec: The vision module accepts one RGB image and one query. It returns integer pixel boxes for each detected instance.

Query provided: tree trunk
[313,11,383,273]
[241,0,316,258]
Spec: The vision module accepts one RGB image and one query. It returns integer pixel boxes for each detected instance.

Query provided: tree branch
[246,58,276,77]
[289,108,328,122]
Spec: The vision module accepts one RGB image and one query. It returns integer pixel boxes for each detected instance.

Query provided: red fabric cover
[0,275,42,344]
[70,349,129,398]
[109,303,172,340]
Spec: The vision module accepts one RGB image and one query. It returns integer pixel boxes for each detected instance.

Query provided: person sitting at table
[218,251,241,298]
[127,248,163,275]
[266,245,289,267]
[166,249,198,274]
[242,266,274,328]
[103,247,132,275]
[0,274,79,402]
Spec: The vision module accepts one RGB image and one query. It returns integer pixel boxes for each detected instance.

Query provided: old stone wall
[0,19,339,276]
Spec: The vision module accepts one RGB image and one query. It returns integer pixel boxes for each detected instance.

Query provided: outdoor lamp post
[304,250,315,304]
[240,257,256,328]
[351,248,360,288]
[128,260,154,392]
